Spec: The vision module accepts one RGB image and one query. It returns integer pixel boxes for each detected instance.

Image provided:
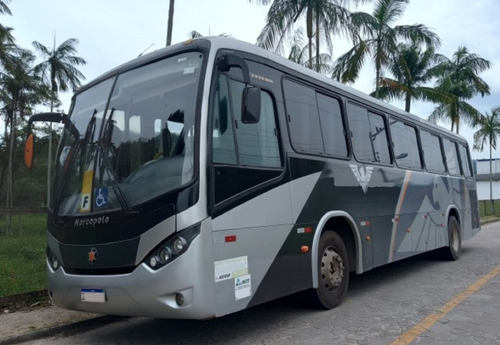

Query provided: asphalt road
[19,222,500,345]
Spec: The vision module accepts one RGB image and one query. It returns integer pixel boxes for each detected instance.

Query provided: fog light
[149,256,159,268]
[175,293,184,306]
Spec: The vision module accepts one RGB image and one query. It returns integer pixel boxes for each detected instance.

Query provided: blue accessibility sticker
[94,187,108,208]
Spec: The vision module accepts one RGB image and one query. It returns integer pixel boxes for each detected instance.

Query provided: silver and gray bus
[25,37,480,319]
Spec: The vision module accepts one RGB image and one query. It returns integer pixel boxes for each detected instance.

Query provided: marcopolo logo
[74,216,110,228]
[349,164,374,194]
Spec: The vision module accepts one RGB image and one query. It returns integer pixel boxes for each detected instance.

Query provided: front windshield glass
[54,51,203,216]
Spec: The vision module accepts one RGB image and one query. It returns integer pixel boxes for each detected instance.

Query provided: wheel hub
[321,246,344,289]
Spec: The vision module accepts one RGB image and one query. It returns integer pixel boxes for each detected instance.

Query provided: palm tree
[0,26,19,72]
[473,106,500,213]
[288,27,333,75]
[332,0,440,97]
[428,46,491,134]
[250,0,368,72]
[33,37,86,206]
[33,38,86,109]
[166,0,175,46]
[0,49,49,230]
[374,43,448,112]
[0,0,12,15]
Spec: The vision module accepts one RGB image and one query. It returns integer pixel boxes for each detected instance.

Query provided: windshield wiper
[97,108,136,215]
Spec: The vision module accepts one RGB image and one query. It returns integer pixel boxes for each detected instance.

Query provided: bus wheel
[310,231,349,309]
[441,216,461,261]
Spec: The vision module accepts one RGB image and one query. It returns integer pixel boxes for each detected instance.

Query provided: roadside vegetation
[0,213,46,298]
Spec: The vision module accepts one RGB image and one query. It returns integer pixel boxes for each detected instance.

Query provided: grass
[0,214,47,298]
[479,199,500,218]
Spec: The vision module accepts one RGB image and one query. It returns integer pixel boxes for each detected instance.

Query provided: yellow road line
[391,265,500,345]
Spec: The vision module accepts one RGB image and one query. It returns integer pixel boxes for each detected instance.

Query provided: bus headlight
[144,224,200,270]
[172,237,187,254]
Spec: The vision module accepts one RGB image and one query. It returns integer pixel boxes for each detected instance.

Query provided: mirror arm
[27,112,80,139]
[216,53,250,84]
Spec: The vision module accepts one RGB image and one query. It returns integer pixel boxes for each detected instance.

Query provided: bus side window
[420,130,446,173]
[347,102,391,164]
[390,119,422,169]
[317,93,348,158]
[443,138,460,176]
[283,79,323,154]
[458,144,473,177]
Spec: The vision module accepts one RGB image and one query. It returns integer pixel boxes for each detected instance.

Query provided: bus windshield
[54,51,203,216]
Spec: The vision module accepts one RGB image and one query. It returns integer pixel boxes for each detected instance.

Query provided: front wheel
[309,231,350,309]
[440,216,462,261]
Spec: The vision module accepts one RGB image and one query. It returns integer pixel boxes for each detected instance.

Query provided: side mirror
[25,133,35,169]
[241,87,261,124]
[23,112,79,169]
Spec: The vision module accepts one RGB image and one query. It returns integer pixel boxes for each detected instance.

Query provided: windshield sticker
[235,274,251,300]
[250,72,274,84]
[214,256,248,282]
[183,67,195,74]
[95,187,108,208]
[80,170,94,212]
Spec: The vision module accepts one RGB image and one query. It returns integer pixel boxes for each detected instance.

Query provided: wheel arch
[446,205,461,233]
[311,211,363,289]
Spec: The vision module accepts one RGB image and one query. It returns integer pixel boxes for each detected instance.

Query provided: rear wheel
[440,216,461,261]
[309,231,349,309]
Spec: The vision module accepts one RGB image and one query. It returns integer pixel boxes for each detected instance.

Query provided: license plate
[81,288,105,303]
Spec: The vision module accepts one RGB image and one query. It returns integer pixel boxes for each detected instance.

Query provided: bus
[25,37,480,319]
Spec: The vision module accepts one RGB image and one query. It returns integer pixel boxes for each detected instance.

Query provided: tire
[441,216,461,261]
[309,231,350,309]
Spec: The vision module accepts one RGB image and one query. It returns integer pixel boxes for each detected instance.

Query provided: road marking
[391,265,500,345]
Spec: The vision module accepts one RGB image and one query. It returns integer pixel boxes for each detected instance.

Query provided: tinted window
[390,119,422,169]
[212,74,281,168]
[420,130,445,173]
[458,144,473,177]
[317,93,348,157]
[283,80,323,153]
[443,138,460,175]
[348,102,391,164]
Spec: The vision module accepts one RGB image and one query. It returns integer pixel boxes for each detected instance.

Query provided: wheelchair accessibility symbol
[95,187,108,208]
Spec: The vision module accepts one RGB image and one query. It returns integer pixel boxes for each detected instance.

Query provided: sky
[2,0,499,159]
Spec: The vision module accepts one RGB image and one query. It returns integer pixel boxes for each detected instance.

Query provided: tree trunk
[306,5,313,70]
[490,136,495,214]
[6,109,15,233]
[47,97,54,208]
[315,1,320,72]
[405,92,411,112]
[166,0,175,46]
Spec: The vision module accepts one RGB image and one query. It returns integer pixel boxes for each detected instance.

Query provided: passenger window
[283,80,323,154]
[458,144,473,177]
[420,130,446,173]
[317,93,348,157]
[348,102,391,164]
[390,119,422,169]
[443,138,460,176]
